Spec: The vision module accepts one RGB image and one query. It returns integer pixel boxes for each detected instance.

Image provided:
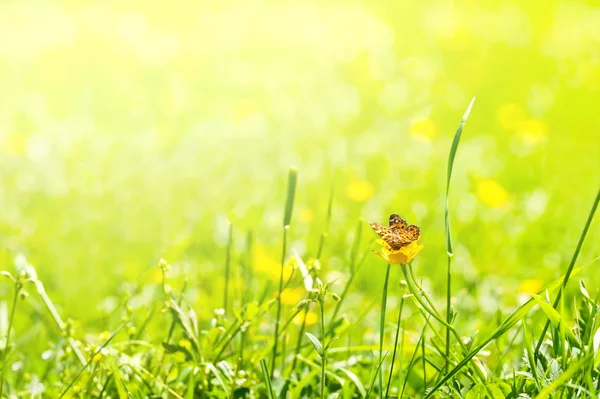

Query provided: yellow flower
[519,279,543,294]
[476,178,509,208]
[410,118,437,141]
[280,287,305,306]
[373,240,424,265]
[293,311,318,326]
[516,119,547,144]
[347,180,375,202]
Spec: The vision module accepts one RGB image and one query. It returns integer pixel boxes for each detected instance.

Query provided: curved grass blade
[424,257,599,398]
[260,359,276,399]
[59,322,126,398]
[444,97,475,366]
[535,188,600,356]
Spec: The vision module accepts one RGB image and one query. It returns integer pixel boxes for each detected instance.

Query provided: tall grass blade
[273,167,299,376]
[59,322,126,398]
[223,221,233,313]
[260,359,276,399]
[535,188,599,356]
[283,167,298,228]
[379,263,391,396]
[385,296,405,398]
[424,257,598,398]
[444,97,475,369]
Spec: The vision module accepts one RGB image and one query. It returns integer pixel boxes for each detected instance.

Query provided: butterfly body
[369,214,420,250]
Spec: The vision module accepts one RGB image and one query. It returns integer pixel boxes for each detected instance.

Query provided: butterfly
[369,214,420,250]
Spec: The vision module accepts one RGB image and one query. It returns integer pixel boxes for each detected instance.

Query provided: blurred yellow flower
[410,118,437,141]
[299,208,313,223]
[347,180,374,202]
[280,287,305,305]
[253,245,292,280]
[516,119,547,144]
[293,310,318,326]
[496,103,526,130]
[373,240,424,265]
[519,279,543,294]
[476,179,509,207]
[151,267,163,283]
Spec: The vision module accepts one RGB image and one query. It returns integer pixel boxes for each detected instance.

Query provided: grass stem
[385,295,404,399]
[534,188,599,357]
[320,301,326,399]
[0,284,19,398]
[379,263,391,397]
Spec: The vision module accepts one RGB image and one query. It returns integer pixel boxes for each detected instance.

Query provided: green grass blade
[305,332,324,357]
[379,263,391,396]
[283,167,298,228]
[400,318,429,398]
[535,187,599,355]
[260,359,276,399]
[59,322,126,398]
[444,98,475,368]
[185,370,196,399]
[522,319,542,391]
[223,221,233,313]
[445,97,475,256]
[424,257,598,398]
[365,352,388,399]
[339,367,367,397]
[532,294,580,349]
[536,354,592,399]
[385,296,405,399]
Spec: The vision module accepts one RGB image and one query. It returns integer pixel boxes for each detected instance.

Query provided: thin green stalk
[444,97,475,372]
[271,167,298,378]
[291,306,309,373]
[534,187,599,357]
[401,263,487,383]
[379,263,391,397]
[223,221,233,313]
[385,296,405,399]
[422,328,427,392]
[0,284,19,398]
[396,320,406,394]
[272,227,288,377]
[244,231,254,302]
[292,179,333,377]
[400,319,429,398]
[31,278,87,366]
[320,301,326,399]
[59,322,126,398]
[445,255,452,371]
[424,256,599,398]
[328,220,364,330]
[260,359,276,399]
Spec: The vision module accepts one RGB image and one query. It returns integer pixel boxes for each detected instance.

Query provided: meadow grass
[1,105,599,399]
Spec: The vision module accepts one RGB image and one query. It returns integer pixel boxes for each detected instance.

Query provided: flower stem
[401,263,486,383]
[379,263,391,397]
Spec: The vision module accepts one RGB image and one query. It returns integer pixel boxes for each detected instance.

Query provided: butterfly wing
[370,221,405,250]
[371,216,421,251]
[405,225,420,241]
[370,222,392,240]
[389,214,408,231]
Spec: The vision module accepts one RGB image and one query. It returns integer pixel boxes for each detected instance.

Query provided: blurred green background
[0,1,599,327]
